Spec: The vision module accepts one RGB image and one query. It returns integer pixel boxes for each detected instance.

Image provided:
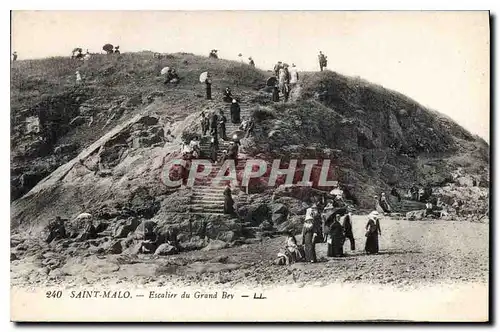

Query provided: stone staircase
[187,100,254,215]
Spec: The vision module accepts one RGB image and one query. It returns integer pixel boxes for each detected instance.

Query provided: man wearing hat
[365,211,382,254]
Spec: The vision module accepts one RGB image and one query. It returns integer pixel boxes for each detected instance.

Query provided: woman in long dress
[342,213,355,251]
[230,99,241,123]
[365,211,382,254]
[301,220,317,263]
[223,185,235,215]
[327,214,345,257]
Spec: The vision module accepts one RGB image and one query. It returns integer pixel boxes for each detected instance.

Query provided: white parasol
[199,71,208,83]
[160,67,170,75]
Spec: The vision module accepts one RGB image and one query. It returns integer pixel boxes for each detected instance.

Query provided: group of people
[163,67,180,84]
[209,49,219,59]
[276,201,383,265]
[271,62,299,103]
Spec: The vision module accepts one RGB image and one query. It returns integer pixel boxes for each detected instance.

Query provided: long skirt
[224,196,235,215]
[365,232,379,254]
[206,84,212,100]
[327,237,344,257]
[303,233,317,262]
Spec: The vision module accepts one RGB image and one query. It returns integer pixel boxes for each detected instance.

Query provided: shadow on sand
[324,249,423,260]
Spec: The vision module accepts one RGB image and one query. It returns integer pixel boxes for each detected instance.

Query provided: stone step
[190,202,226,209]
[190,207,225,213]
[192,188,226,193]
[191,196,225,202]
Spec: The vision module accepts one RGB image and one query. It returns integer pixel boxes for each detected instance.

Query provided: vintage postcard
[10,10,490,322]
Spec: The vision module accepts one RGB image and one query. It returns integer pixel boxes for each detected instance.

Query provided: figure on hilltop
[12,51,18,61]
[318,51,327,71]
[209,49,219,59]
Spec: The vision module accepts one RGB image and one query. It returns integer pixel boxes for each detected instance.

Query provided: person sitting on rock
[45,216,67,244]
[425,201,434,217]
[189,136,201,158]
[77,219,98,241]
[200,111,210,136]
[114,45,120,54]
[379,193,392,213]
[222,140,239,166]
[280,232,304,264]
[223,184,235,215]
[164,68,180,84]
[223,87,233,102]
[141,222,158,254]
[239,116,255,138]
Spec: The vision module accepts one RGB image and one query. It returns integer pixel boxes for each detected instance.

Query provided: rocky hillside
[11,52,489,250]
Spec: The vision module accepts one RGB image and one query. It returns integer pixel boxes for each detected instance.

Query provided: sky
[11,10,490,141]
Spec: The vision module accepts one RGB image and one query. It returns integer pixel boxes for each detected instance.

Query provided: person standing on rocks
[272,83,280,102]
[223,184,235,215]
[210,135,219,163]
[289,63,299,87]
[248,57,255,67]
[12,51,18,61]
[239,116,255,138]
[218,110,228,140]
[230,99,241,124]
[75,71,82,84]
[365,211,382,255]
[223,87,233,102]
[318,51,327,71]
[210,111,218,138]
[273,61,282,77]
[301,215,317,263]
[205,73,212,100]
[200,111,210,136]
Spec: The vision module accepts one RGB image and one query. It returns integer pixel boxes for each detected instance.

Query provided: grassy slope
[11,52,489,211]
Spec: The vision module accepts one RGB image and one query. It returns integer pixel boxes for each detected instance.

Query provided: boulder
[271,203,288,215]
[217,231,236,243]
[272,213,286,225]
[405,210,427,221]
[238,203,270,226]
[124,242,144,255]
[104,240,123,254]
[53,143,79,155]
[202,239,227,251]
[277,215,303,234]
[180,236,207,251]
[113,217,141,238]
[69,116,88,127]
[154,243,179,256]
